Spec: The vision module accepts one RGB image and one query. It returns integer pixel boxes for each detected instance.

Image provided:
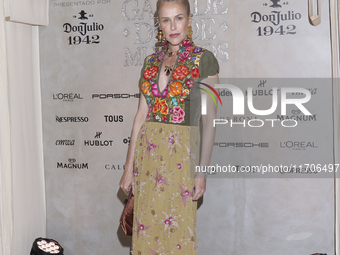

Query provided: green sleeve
[199,50,220,79]
[140,57,147,78]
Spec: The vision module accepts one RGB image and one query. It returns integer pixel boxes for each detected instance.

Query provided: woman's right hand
[119,165,135,196]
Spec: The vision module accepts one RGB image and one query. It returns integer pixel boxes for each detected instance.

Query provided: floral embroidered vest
[140,39,205,127]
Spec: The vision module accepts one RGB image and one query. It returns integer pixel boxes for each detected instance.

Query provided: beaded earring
[157,29,165,43]
[188,25,193,40]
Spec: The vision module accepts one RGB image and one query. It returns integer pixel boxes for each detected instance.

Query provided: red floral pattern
[143,66,158,80]
[139,39,206,125]
[172,66,189,80]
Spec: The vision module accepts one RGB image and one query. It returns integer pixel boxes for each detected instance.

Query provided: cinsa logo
[55,140,75,146]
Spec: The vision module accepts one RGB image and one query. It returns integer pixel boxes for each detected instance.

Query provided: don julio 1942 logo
[63,10,104,45]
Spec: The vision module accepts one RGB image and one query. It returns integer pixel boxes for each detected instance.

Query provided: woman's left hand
[192,173,206,200]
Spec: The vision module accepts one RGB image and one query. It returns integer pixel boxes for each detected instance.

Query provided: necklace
[164,65,174,76]
[166,49,179,57]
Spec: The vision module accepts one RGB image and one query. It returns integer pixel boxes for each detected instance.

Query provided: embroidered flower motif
[191,67,199,79]
[169,81,183,97]
[167,134,181,149]
[193,47,202,54]
[168,135,175,144]
[180,89,189,97]
[146,105,152,120]
[186,79,194,89]
[172,106,185,123]
[145,135,159,158]
[185,45,194,51]
[146,55,152,62]
[135,218,151,239]
[143,66,158,80]
[151,83,168,97]
[161,115,168,122]
[178,183,193,207]
[163,212,179,231]
[148,248,157,255]
[153,98,168,115]
[182,38,191,46]
[171,97,179,106]
[177,163,181,169]
[154,168,169,189]
[172,66,189,80]
[194,55,201,65]
[141,81,151,96]
[177,244,181,249]
[157,51,165,62]
[179,51,189,62]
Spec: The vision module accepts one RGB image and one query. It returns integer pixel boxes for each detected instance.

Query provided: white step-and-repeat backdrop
[39,0,334,254]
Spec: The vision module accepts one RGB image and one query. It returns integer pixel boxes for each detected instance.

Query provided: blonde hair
[156,0,191,18]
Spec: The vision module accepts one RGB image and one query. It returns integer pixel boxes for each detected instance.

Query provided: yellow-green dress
[131,38,219,255]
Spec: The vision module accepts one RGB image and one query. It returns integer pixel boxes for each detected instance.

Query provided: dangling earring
[157,29,165,43]
[188,25,193,40]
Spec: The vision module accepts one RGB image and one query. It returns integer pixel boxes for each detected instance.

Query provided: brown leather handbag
[120,190,134,236]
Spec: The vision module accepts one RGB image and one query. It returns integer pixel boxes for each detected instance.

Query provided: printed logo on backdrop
[251,0,302,36]
[104,115,124,122]
[53,93,83,102]
[84,132,113,146]
[122,0,229,67]
[63,10,105,45]
[53,0,111,8]
[55,116,89,123]
[55,140,75,146]
[123,136,131,145]
[105,164,125,170]
[57,158,89,169]
[277,109,317,122]
[214,142,269,148]
[280,141,318,150]
[92,93,140,99]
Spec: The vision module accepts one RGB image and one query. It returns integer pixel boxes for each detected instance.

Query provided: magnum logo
[57,158,88,169]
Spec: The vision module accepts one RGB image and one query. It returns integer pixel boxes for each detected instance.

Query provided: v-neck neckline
[156,52,180,96]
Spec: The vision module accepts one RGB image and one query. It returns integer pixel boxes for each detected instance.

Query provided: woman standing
[119,0,219,254]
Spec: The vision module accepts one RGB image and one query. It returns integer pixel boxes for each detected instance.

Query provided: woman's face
[158,1,192,47]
